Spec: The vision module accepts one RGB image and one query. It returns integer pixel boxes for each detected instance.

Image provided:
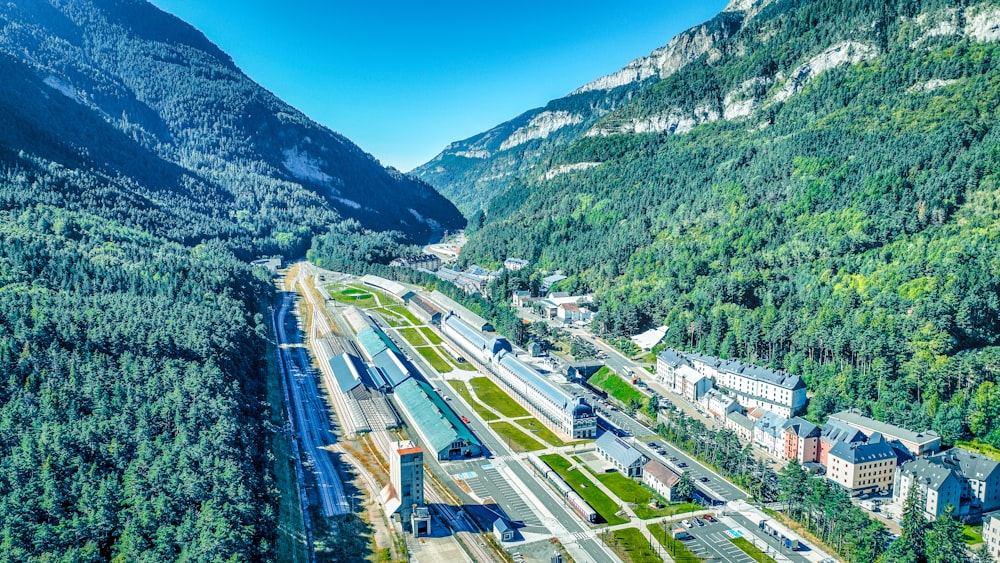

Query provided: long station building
[440,312,596,440]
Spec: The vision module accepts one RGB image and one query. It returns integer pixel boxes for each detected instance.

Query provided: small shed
[493,518,515,542]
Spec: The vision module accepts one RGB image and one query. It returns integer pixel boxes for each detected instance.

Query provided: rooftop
[643,460,681,487]
[328,352,365,394]
[687,353,805,390]
[657,348,685,368]
[821,419,867,445]
[755,411,788,439]
[393,378,481,455]
[727,411,754,432]
[829,409,941,446]
[431,290,492,330]
[596,432,647,467]
[900,458,960,490]
[829,433,914,465]
[783,417,820,439]
[497,351,583,413]
[928,447,1000,481]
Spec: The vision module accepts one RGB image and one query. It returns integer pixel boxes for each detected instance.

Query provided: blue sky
[150,1,729,171]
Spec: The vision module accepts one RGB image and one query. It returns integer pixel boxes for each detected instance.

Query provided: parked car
[698,476,709,483]
[460,415,470,424]
[677,462,688,468]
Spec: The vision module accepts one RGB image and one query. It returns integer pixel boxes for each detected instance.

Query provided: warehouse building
[392,378,482,460]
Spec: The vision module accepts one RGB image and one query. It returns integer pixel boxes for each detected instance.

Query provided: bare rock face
[773,41,879,103]
[499,111,584,151]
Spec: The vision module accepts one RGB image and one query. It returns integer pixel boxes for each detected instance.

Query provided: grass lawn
[448,380,498,421]
[964,524,984,545]
[541,454,628,525]
[731,536,777,562]
[597,471,662,506]
[470,377,530,418]
[387,305,420,325]
[397,328,427,346]
[490,421,544,452]
[588,367,647,406]
[514,417,576,447]
[419,326,443,344]
[648,523,702,562]
[603,528,661,563]
[329,288,376,308]
[415,346,453,373]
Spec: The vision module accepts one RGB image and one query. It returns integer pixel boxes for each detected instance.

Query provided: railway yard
[273,263,837,563]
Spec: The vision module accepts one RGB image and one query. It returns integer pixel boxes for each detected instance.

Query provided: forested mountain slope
[0,0,460,559]
[411,1,759,216]
[457,0,1000,446]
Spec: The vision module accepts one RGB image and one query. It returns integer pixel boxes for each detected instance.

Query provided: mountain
[411,1,760,216]
[0,0,459,559]
[0,0,464,255]
[429,0,1000,450]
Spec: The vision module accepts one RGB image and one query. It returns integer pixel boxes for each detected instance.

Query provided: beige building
[643,460,682,501]
[826,433,912,494]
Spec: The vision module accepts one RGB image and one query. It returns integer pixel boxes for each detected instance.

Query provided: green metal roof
[394,378,481,457]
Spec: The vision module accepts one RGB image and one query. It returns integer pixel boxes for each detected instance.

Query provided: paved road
[275,291,351,517]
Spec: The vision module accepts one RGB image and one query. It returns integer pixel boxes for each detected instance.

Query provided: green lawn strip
[514,417,572,447]
[587,367,647,405]
[593,472,689,519]
[418,326,443,344]
[603,527,661,563]
[540,454,628,525]
[647,523,702,563]
[731,536,777,563]
[447,380,498,421]
[469,377,530,418]
[415,346,453,373]
[387,305,420,325]
[490,421,545,452]
[964,524,984,545]
[396,327,427,346]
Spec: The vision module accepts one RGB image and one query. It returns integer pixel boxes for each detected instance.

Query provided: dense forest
[440,0,1000,448]
[0,0,463,560]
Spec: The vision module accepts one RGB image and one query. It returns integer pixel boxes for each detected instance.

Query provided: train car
[527,454,549,476]
[566,492,598,523]
[548,472,573,497]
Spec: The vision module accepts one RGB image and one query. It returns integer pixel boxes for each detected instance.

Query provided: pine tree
[674,471,695,502]
[883,483,928,563]
[926,505,970,563]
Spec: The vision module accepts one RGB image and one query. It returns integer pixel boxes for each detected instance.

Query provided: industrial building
[440,312,596,439]
[392,378,482,460]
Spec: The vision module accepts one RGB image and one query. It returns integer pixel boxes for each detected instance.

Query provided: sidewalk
[723,499,839,562]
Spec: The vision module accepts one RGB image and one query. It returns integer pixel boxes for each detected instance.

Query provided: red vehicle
[460,415,470,424]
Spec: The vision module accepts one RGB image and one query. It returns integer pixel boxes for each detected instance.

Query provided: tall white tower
[390,440,424,527]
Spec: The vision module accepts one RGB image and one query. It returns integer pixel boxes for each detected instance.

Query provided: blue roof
[596,432,646,467]
[444,313,510,354]
[328,353,365,393]
[657,348,684,368]
[373,349,413,388]
[497,351,574,411]
[755,411,788,439]
[357,326,402,359]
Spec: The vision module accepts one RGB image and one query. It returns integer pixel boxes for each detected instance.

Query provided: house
[596,432,648,478]
[676,366,712,402]
[557,302,592,323]
[493,518,515,542]
[542,273,567,290]
[829,409,941,457]
[818,419,867,467]
[564,361,603,381]
[983,511,1000,559]
[893,448,1000,522]
[701,389,740,420]
[643,460,681,501]
[782,417,821,464]
[527,340,544,357]
[826,433,912,495]
[726,411,754,443]
[504,258,528,271]
[754,411,788,459]
[512,290,532,307]
[656,348,685,388]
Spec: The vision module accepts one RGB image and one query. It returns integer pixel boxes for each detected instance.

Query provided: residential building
[893,448,1000,521]
[656,348,685,388]
[826,433,913,495]
[512,290,532,307]
[818,419,867,467]
[687,353,807,418]
[557,302,592,324]
[829,409,941,456]
[643,460,682,501]
[390,254,442,271]
[596,432,648,478]
[983,511,1000,559]
[754,411,789,459]
[701,388,740,420]
[726,411,754,443]
[542,273,567,290]
[677,367,712,402]
[782,417,821,464]
[504,258,528,271]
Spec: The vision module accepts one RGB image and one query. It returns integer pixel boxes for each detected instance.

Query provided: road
[274,290,351,517]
